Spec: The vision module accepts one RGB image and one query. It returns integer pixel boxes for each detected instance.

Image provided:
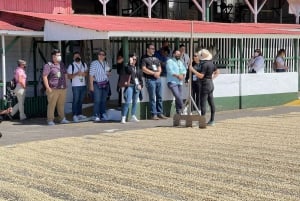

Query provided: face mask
[56,55,62,62]
[254,52,259,57]
[75,57,81,62]
[175,56,181,60]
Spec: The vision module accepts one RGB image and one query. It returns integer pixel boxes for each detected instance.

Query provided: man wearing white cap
[188,49,219,126]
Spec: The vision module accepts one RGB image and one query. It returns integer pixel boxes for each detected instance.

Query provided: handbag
[97,80,109,89]
[118,74,131,88]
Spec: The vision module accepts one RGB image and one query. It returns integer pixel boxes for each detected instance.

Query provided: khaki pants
[11,84,26,120]
[46,89,67,122]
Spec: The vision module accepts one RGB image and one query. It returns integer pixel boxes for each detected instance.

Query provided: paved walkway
[1,105,300,146]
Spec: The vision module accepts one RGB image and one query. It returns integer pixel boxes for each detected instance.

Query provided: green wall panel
[214,96,240,111]
[1,92,298,120]
[241,92,298,108]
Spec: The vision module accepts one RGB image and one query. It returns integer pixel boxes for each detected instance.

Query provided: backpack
[10,77,17,90]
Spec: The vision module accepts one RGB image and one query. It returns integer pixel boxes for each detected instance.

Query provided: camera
[4,84,16,108]
[1,85,16,121]
[0,86,15,138]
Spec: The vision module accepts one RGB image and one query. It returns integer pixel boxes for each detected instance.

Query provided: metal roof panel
[2,11,300,39]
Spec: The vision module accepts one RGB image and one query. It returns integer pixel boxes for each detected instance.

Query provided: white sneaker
[73,115,79,122]
[20,114,27,121]
[48,121,55,126]
[78,115,87,120]
[60,118,70,124]
[120,116,126,124]
[20,117,27,121]
[94,117,101,122]
[183,107,188,115]
[130,115,139,122]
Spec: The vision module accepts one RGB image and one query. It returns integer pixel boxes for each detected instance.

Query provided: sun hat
[198,49,212,60]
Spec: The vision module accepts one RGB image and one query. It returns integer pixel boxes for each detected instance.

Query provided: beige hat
[198,49,212,61]
[17,59,26,66]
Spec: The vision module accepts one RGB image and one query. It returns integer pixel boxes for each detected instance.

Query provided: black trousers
[200,79,215,122]
[192,81,201,111]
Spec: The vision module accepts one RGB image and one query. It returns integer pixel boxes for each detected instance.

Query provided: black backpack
[10,77,17,90]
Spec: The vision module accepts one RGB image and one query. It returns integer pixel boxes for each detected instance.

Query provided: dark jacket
[124,64,143,88]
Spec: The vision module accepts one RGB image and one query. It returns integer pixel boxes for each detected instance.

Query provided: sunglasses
[98,53,106,56]
[193,55,198,57]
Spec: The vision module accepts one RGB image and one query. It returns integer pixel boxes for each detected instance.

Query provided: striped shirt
[89,60,109,82]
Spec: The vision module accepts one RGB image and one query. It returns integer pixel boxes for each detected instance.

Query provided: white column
[254,0,257,23]
[142,0,159,18]
[192,0,205,21]
[287,0,300,24]
[99,0,110,16]
[58,41,62,50]
[1,34,6,97]
[244,0,268,23]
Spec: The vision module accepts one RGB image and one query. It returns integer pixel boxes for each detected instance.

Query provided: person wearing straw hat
[188,49,219,126]
[11,59,27,121]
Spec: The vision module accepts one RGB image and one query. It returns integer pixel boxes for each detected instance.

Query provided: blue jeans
[145,78,163,116]
[72,86,86,116]
[93,82,109,118]
[122,85,139,117]
[167,82,183,114]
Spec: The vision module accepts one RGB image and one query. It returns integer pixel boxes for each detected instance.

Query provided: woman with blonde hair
[11,59,27,120]
[188,49,219,126]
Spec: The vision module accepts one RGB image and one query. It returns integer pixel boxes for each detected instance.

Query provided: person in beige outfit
[11,59,27,120]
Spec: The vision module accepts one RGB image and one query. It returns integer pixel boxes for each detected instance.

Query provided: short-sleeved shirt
[200,60,217,80]
[14,67,27,83]
[43,62,67,89]
[249,56,265,73]
[67,61,88,87]
[141,55,161,79]
[89,60,109,82]
[200,60,217,93]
